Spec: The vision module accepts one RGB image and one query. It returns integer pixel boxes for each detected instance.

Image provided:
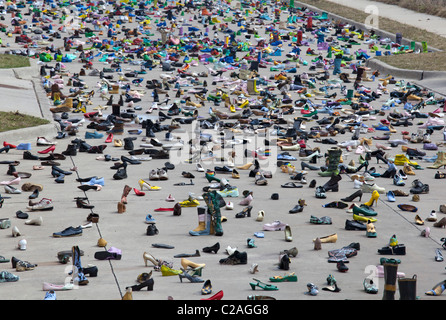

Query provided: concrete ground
[1,0,446,301]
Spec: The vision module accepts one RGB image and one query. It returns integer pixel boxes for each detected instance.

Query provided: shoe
[52,226,83,237]
[337,260,349,272]
[26,198,53,211]
[249,278,278,291]
[269,272,298,282]
[25,216,43,226]
[138,179,161,191]
[263,220,288,231]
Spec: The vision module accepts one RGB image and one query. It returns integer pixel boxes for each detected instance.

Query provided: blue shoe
[16,143,31,150]
[387,191,396,202]
[52,226,83,238]
[44,291,56,300]
[375,125,390,131]
[145,214,156,224]
[85,131,104,139]
[277,153,297,161]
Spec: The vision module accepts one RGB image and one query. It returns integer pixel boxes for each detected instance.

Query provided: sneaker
[0,271,19,282]
[217,187,239,197]
[263,220,288,231]
[52,226,83,238]
[26,198,53,211]
[43,290,56,300]
[145,214,156,224]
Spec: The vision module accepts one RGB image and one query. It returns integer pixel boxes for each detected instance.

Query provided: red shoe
[105,133,113,143]
[154,207,174,212]
[133,188,145,196]
[38,145,56,154]
[201,290,223,300]
[3,141,16,149]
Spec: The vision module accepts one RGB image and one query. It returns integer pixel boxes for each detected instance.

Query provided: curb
[295,0,442,53]
[366,58,446,81]
[0,56,59,144]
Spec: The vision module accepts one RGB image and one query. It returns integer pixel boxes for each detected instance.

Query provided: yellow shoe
[353,214,377,223]
[138,179,161,191]
[363,190,379,207]
[179,197,200,207]
[160,264,183,276]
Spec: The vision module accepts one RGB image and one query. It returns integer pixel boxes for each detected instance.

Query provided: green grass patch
[0,111,49,132]
[0,54,30,69]
[296,0,446,71]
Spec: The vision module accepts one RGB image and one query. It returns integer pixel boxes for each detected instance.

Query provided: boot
[427,151,446,169]
[190,207,206,233]
[382,263,398,300]
[123,137,135,150]
[61,144,77,156]
[203,191,224,236]
[121,185,131,204]
[398,275,417,300]
[145,119,155,138]
[318,147,342,177]
[322,173,342,192]
[50,98,73,113]
[117,201,126,213]
[72,246,88,286]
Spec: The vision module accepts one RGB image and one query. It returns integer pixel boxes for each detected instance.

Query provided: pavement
[1,0,446,302]
[323,0,446,39]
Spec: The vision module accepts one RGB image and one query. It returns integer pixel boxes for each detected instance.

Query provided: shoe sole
[53,233,82,238]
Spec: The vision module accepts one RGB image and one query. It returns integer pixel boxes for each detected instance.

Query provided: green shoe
[250,278,278,290]
[269,272,297,282]
[380,258,401,265]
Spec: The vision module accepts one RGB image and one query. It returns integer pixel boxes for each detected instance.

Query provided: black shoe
[202,242,220,254]
[345,219,366,231]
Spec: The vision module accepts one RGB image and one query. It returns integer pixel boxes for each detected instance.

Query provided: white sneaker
[37,137,57,146]
[26,198,53,211]
[427,210,437,222]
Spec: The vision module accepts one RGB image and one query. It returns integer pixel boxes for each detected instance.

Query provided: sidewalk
[324,0,446,38]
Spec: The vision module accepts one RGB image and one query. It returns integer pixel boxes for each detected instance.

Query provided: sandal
[0,255,9,263]
[249,278,278,291]
[281,182,303,188]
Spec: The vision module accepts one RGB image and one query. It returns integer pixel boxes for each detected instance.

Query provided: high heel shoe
[181,258,205,270]
[249,278,278,291]
[38,145,56,154]
[126,278,154,291]
[202,242,220,254]
[340,190,363,202]
[143,252,160,267]
[235,205,252,218]
[178,268,204,283]
[205,172,220,183]
[363,190,379,207]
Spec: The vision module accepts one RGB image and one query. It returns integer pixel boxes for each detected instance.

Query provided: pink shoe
[239,194,253,206]
[166,194,175,202]
[263,220,288,231]
[0,177,21,185]
[42,282,74,291]
[376,265,406,278]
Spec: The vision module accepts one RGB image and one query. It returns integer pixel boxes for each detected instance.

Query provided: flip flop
[281,182,303,188]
